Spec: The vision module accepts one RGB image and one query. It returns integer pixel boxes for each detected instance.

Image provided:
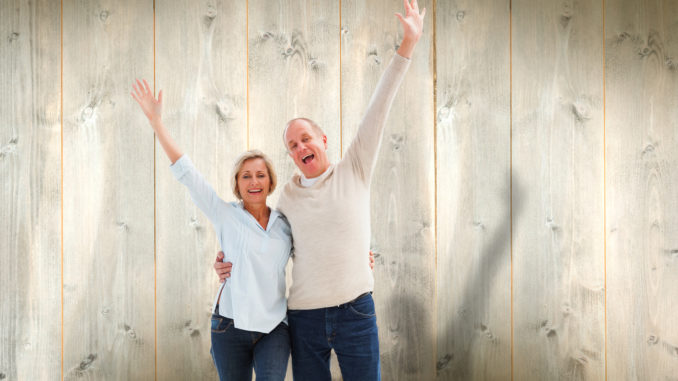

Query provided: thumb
[394,12,405,24]
[158,89,163,104]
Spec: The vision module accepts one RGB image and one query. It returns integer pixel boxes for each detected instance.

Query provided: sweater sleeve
[170,154,230,229]
[342,53,410,184]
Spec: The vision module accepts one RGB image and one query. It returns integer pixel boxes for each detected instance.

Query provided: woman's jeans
[210,314,290,381]
[288,292,380,381]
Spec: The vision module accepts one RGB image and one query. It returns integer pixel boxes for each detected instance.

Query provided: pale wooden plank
[512,0,606,379]
[0,0,61,380]
[248,0,341,208]
[155,0,247,379]
[62,0,155,379]
[435,0,511,379]
[248,2,340,378]
[341,0,435,379]
[606,0,678,379]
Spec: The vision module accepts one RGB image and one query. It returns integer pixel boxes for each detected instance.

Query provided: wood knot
[99,10,109,22]
[390,134,405,151]
[456,11,465,21]
[8,32,19,42]
[0,137,18,159]
[647,335,659,345]
[367,48,381,65]
[436,353,452,371]
[79,354,97,370]
[215,100,233,122]
[641,143,656,157]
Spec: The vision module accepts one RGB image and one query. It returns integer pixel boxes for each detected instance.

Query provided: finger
[133,82,142,98]
[420,7,426,19]
[403,0,411,12]
[395,12,405,24]
[158,89,163,104]
[131,92,140,104]
[135,83,146,101]
[143,79,152,96]
[412,0,419,12]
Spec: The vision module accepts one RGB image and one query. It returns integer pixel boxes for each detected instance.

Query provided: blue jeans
[210,313,290,381]
[288,292,380,381]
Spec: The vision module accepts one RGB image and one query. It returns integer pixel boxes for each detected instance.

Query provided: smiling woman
[131,79,293,380]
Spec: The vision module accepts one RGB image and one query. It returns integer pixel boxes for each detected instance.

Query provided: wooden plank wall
[2,0,678,380]
[0,0,61,380]
[512,0,606,379]
[436,0,511,379]
[62,0,156,379]
[606,0,678,379]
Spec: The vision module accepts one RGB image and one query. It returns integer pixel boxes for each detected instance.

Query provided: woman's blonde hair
[231,150,277,200]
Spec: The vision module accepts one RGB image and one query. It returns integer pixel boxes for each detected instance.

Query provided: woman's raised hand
[395,0,426,44]
[131,79,163,124]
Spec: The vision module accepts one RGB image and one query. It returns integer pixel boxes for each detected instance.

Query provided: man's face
[285,119,330,179]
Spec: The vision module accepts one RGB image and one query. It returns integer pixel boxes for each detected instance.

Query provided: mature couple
[132,2,424,379]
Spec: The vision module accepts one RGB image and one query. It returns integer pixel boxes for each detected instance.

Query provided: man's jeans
[210,314,290,381]
[288,292,380,381]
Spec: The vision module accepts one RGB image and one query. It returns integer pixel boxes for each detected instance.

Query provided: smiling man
[275,2,426,379]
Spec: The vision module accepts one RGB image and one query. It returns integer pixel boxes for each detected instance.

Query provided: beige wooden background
[1,0,677,380]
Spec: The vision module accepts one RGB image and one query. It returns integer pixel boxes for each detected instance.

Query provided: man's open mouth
[302,153,314,164]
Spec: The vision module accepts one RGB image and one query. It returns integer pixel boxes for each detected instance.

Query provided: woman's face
[237,158,271,204]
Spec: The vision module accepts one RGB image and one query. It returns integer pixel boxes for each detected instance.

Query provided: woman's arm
[131,79,182,164]
[395,0,426,58]
[132,79,230,227]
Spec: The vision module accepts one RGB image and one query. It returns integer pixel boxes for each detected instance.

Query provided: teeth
[302,154,313,163]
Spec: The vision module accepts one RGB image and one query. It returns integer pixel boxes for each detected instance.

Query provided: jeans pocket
[348,295,376,318]
[211,315,234,333]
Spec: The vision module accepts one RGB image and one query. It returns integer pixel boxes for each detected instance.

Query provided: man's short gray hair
[282,117,325,150]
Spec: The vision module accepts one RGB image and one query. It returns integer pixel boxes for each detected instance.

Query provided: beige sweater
[278,53,410,309]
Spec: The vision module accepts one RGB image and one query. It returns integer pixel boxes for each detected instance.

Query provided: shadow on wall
[382,172,523,380]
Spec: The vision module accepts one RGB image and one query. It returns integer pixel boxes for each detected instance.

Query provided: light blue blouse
[170,155,292,334]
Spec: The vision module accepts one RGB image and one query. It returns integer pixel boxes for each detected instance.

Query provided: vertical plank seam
[602,0,607,379]
[432,0,438,376]
[339,0,342,157]
[247,0,250,150]
[509,1,514,380]
[60,0,64,379]
[153,0,157,380]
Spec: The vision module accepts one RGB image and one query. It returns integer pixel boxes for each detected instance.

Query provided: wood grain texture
[341,1,435,379]
[0,1,61,380]
[155,0,247,379]
[62,0,155,379]
[248,0,341,208]
[606,0,678,379]
[435,0,511,379]
[512,0,606,379]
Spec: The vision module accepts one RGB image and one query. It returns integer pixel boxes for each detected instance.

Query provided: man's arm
[342,0,425,183]
[213,250,375,283]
